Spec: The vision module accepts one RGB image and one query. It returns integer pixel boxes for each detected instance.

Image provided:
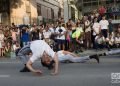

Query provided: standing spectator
[58,17,65,25]
[55,23,66,50]
[99,16,109,38]
[39,28,43,40]
[66,19,73,31]
[43,25,52,45]
[4,28,12,45]
[11,23,16,28]
[21,27,30,47]
[84,16,92,49]
[10,28,19,43]
[49,24,55,34]
[0,29,4,57]
[31,28,39,41]
[108,19,113,35]
[71,23,84,53]
[66,19,73,51]
[92,17,101,48]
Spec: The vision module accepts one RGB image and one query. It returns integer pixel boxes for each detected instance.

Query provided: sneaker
[20,66,31,72]
[90,54,99,63]
[98,53,106,56]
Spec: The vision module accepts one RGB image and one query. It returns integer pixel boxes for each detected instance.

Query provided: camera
[58,28,63,33]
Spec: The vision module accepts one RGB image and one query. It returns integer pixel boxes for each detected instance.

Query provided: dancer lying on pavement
[99,49,120,56]
[41,50,99,70]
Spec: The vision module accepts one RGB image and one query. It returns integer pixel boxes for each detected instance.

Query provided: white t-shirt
[57,51,70,61]
[95,36,105,44]
[43,30,51,39]
[49,28,55,34]
[30,40,55,63]
[0,34,4,41]
[99,20,109,30]
[115,37,120,44]
[92,22,100,35]
[85,20,91,32]
[55,26,66,40]
[39,33,42,40]
[13,44,20,51]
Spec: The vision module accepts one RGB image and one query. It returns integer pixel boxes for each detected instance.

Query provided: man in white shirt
[92,17,101,48]
[49,24,55,34]
[17,40,59,75]
[43,27,52,45]
[55,23,66,50]
[99,16,109,38]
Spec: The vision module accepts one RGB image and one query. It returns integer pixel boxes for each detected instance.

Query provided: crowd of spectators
[0,9,120,58]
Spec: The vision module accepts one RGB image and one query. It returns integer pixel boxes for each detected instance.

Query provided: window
[91,2,98,6]
[83,3,91,7]
[51,8,54,19]
[37,5,41,16]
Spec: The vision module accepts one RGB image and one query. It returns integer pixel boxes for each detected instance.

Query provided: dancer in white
[99,49,120,56]
[17,40,58,75]
[41,50,99,70]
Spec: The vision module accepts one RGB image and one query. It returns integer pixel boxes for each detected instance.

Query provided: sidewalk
[0,48,119,61]
[78,49,108,56]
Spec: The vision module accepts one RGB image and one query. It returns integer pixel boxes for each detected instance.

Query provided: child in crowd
[106,34,115,50]
[0,29,4,57]
[114,33,120,48]
[13,41,21,52]
[4,42,11,57]
[95,33,106,50]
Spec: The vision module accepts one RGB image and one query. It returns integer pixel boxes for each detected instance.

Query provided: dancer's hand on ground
[34,70,42,74]
[51,72,58,75]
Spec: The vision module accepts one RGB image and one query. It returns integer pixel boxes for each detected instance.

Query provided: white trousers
[59,54,90,63]
[106,49,120,55]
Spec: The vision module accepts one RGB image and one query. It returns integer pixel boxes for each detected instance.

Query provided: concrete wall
[64,0,69,23]
[10,0,38,25]
[64,0,81,23]
[36,0,61,20]
[7,0,63,25]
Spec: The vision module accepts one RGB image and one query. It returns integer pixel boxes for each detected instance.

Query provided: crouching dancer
[17,40,58,75]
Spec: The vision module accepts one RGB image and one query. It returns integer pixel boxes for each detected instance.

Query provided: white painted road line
[0,62,21,64]
[0,75,10,78]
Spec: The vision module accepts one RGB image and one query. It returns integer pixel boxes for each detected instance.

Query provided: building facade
[0,0,64,25]
[36,0,64,24]
[64,0,81,23]
[76,0,120,19]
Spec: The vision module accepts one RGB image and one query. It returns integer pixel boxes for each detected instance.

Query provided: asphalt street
[0,54,120,86]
